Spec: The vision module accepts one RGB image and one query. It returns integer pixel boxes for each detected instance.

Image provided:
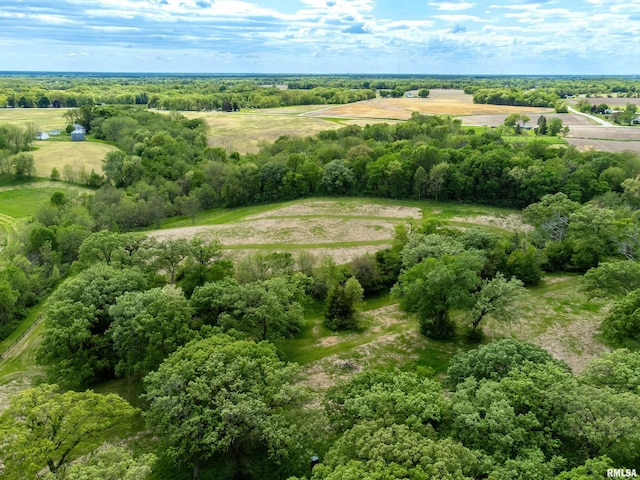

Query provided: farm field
[31,140,118,177]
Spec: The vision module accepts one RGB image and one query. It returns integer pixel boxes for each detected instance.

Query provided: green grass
[0,187,73,218]
[0,174,48,188]
[503,135,568,145]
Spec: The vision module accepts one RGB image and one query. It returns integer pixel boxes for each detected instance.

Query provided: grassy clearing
[0,108,67,131]
[31,140,117,177]
[503,135,568,145]
[0,186,81,218]
[484,274,610,373]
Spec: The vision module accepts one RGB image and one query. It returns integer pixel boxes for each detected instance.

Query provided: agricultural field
[31,139,117,177]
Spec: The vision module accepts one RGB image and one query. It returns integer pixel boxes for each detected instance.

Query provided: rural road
[567,106,615,127]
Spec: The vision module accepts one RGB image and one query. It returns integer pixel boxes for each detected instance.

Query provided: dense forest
[1,77,640,479]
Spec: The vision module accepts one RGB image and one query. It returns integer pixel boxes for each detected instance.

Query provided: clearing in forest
[31,141,118,177]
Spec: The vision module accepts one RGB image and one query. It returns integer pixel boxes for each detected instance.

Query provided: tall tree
[108,285,195,377]
[142,334,303,479]
[0,384,137,478]
[392,251,485,338]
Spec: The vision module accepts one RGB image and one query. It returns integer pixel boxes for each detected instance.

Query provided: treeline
[63,105,640,235]
[4,74,640,111]
[471,87,561,107]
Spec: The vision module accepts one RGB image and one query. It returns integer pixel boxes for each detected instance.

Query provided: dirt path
[567,106,614,127]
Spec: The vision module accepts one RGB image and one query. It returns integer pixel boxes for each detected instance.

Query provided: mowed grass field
[31,140,118,177]
[0,108,117,176]
[0,108,67,131]
[0,181,88,246]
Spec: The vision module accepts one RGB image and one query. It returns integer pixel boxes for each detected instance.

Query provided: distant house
[35,132,49,140]
[71,124,86,141]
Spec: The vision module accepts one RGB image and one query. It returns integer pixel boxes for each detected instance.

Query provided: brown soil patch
[566,138,640,154]
[450,214,532,232]
[457,113,593,127]
[246,201,422,220]
[149,218,398,246]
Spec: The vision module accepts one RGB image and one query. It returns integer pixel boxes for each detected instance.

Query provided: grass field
[0,181,89,246]
[31,140,117,177]
[0,108,67,131]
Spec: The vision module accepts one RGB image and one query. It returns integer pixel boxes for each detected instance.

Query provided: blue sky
[1,0,639,74]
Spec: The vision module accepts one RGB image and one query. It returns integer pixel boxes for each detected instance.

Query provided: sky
[0,0,639,74]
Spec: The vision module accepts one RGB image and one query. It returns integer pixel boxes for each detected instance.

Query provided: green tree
[324,368,448,434]
[536,115,548,135]
[47,446,156,480]
[0,384,137,478]
[418,88,430,98]
[153,238,191,283]
[447,339,567,388]
[413,165,428,199]
[580,349,640,393]
[600,288,640,343]
[428,161,449,201]
[392,251,485,339]
[142,334,303,479]
[108,285,195,377]
[581,261,640,299]
[310,422,479,480]
[37,264,148,388]
[325,277,364,330]
[548,117,564,136]
[11,152,35,177]
[467,274,525,330]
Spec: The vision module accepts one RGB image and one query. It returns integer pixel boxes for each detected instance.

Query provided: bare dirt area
[457,113,595,127]
[245,200,422,220]
[450,214,532,232]
[304,90,551,120]
[149,217,398,246]
[567,125,640,141]
[566,138,640,153]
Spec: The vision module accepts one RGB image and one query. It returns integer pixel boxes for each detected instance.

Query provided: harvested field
[32,141,118,177]
[245,200,422,220]
[457,112,595,127]
[182,111,341,154]
[303,89,552,120]
[149,217,399,245]
[566,138,640,153]
[567,125,640,141]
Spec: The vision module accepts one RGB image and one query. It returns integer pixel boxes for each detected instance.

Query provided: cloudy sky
[1,0,639,74]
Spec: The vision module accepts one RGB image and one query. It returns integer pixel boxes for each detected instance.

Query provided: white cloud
[429,2,475,11]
